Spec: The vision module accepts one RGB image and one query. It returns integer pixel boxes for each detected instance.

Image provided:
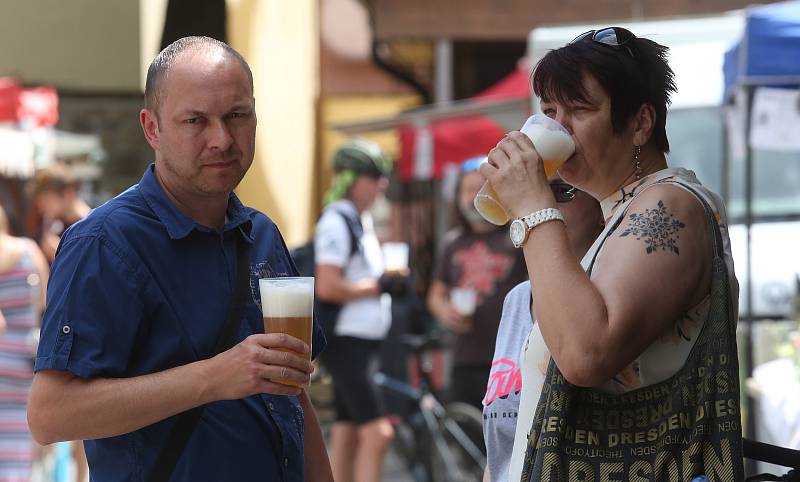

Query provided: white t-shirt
[483,281,534,482]
[314,200,391,340]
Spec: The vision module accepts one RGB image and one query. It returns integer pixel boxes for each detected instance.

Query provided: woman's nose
[555,113,574,135]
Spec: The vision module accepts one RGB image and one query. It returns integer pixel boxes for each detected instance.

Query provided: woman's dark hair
[531,36,676,153]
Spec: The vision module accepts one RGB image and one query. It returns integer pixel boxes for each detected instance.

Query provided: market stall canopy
[0,77,58,127]
[330,67,532,181]
[723,0,800,96]
[399,67,530,181]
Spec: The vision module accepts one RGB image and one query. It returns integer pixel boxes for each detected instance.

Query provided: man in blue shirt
[28,36,332,482]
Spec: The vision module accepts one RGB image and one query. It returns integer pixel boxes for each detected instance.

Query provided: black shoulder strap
[586,179,723,276]
[148,233,251,482]
[331,207,362,258]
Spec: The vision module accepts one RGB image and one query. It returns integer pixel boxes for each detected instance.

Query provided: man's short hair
[532,36,676,153]
[30,164,79,197]
[144,36,254,112]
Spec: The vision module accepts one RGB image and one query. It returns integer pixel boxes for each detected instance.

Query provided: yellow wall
[228,0,319,247]
[0,0,140,91]
[139,0,168,90]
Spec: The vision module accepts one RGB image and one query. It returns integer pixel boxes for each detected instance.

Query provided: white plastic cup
[474,114,575,225]
[382,242,410,275]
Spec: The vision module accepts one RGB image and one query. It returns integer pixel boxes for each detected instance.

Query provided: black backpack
[289,208,362,338]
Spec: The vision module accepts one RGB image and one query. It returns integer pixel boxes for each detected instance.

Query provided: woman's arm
[524,185,711,386]
[27,239,50,314]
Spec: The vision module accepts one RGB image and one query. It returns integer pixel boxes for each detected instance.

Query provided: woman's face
[541,73,637,200]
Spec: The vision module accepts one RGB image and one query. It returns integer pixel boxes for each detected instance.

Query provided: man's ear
[632,103,656,147]
[140,108,160,151]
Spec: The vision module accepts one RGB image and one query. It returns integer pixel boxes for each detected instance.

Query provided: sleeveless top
[507,168,739,481]
[0,245,41,480]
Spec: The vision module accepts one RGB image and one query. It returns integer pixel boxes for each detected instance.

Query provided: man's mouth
[205,159,236,168]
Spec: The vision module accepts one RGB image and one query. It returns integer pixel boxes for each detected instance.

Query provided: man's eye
[185,118,199,124]
[542,108,556,118]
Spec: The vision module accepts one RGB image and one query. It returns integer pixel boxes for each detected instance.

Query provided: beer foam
[521,124,575,163]
[259,279,314,317]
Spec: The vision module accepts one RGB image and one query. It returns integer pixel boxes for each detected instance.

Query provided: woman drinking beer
[480,28,743,481]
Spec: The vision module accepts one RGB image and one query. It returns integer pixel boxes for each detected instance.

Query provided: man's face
[142,49,256,200]
[350,174,388,210]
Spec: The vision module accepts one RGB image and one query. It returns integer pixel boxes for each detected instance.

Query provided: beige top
[590,167,738,393]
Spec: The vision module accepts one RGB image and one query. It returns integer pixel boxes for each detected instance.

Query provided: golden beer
[259,278,314,387]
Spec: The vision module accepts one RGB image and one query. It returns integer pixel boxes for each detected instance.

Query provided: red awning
[398,68,531,181]
[0,77,58,127]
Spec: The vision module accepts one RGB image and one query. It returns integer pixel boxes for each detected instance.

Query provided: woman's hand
[479,131,556,219]
[438,304,471,334]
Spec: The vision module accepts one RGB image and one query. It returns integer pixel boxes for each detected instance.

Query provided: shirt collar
[138,164,253,241]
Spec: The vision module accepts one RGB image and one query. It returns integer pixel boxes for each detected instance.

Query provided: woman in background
[0,204,49,481]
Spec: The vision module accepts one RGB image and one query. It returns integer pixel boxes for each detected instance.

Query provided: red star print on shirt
[452,240,514,299]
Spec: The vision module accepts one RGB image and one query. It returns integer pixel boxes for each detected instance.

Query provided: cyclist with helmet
[315,139,401,482]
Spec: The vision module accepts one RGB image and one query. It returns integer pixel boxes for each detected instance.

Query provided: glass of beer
[258,277,314,387]
[474,114,575,225]
[450,287,477,331]
[382,242,410,276]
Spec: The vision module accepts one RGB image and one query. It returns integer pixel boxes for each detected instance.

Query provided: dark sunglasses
[570,27,636,58]
[550,182,578,203]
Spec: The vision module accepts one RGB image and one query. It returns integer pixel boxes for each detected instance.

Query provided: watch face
[510,219,526,246]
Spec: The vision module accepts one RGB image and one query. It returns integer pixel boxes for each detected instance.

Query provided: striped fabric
[0,252,40,482]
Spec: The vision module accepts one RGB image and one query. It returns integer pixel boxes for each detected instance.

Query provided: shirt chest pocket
[248,256,293,312]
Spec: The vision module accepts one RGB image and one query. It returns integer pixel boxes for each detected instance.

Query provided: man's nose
[207,119,234,151]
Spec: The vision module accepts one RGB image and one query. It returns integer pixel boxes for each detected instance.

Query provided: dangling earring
[633,145,642,180]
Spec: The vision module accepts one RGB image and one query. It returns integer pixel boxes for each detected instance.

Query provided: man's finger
[256,333,310,354]
[258,365,311,387]
[260,349,314,374]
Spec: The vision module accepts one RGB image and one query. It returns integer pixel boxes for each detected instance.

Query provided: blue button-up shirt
[35,165,326,482]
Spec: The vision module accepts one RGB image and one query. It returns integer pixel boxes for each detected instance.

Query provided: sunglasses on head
[550,181,578,203]
[570,27,636,58]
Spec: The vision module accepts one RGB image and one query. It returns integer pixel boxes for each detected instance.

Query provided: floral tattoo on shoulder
[619,200,686,255]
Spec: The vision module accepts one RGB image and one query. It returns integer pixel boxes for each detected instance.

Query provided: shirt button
[283,458,289,468]
[62,325,71,334]
[268,403,275,410]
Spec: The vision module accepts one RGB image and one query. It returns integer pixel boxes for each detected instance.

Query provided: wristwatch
[509,208,565,248]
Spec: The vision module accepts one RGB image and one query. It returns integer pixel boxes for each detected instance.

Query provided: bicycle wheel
[392,417,430,482]
[427,402,486,482]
